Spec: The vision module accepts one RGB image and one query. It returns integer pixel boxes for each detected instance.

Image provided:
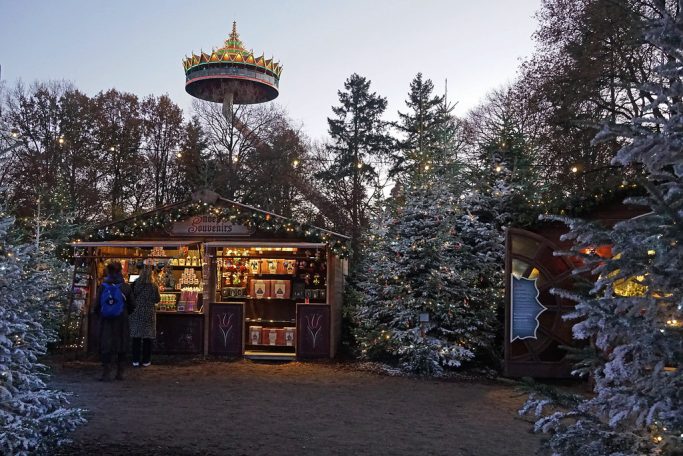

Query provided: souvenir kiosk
[72,192,349,360]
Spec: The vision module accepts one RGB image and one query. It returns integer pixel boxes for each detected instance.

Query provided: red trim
[186,74,278,90]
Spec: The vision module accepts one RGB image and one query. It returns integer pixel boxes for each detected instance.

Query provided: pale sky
[0,0,541,140]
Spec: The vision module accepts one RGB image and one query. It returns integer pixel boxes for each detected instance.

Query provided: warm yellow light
[648,250,656,256]
[58,136,65,145]
[11,131,19,138]
[109,146,115,152]
[424,164,430,171]
[571,166,579,173]
[495,165,502,173]
[356,162,363,169]
[176,152,182,158]
[292,159,300,168]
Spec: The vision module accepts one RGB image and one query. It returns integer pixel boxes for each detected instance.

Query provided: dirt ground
[50,359,544,456]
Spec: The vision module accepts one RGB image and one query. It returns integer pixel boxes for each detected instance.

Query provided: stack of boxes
[248,325,296,347]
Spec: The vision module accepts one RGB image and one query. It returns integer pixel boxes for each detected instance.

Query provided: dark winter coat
[95,274,135,355]
[130,281,160,339]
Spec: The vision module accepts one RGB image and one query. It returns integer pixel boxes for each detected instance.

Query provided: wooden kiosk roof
[73,190,350,257]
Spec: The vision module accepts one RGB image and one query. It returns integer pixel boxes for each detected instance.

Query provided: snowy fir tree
[354,146,503,375]
[0,214,85,454]
[353,73,505,375]
[521,5,683,455]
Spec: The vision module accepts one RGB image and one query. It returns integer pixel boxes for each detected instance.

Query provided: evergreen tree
[354,171,502,375]
[466,87,543,226]
[318,73,392,255]
[522,4,683,455]
[0,215,85,454]
[393,73,457,179]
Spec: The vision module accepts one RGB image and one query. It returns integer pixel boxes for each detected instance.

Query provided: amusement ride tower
[183,22,282,120]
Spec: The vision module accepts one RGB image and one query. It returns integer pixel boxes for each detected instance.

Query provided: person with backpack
[130,267,160,367]
[95,261,135,381]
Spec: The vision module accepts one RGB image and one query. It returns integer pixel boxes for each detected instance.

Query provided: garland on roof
[76,202,350,258]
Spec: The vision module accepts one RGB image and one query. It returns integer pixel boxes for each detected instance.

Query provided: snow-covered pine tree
[354,175,502,375]
[521,4,683,455]
[0,214,85,455]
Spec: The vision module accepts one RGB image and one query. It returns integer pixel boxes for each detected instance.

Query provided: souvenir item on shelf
[249,259,260,274]
[319,288,327,300]
[283,260,296,275]
[249,326,262,345]
[268,329,278,346]
[284,327,296,346]
[272,280,290,299]
[251,280,269,299]
[179,268,201,287]
[292,281,305,300]
[178,287,201,312]
[313,273,321,286]
[261,327,278,346]
[262,259,277,274]
[275,328,286,346]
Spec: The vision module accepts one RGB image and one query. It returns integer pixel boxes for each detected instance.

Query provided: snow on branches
[0,215,85,454]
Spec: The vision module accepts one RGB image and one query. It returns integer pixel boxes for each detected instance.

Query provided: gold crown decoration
[182,22,283,79]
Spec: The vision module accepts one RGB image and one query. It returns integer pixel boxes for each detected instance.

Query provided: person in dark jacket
[95,262,134,381]
[130,267,160,367]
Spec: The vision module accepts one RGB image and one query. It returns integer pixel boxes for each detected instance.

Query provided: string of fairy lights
[75,200,351,258]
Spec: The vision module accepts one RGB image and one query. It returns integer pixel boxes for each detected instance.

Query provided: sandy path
[51,360,543,456]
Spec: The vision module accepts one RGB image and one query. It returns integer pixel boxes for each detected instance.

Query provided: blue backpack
[100,282,126,318]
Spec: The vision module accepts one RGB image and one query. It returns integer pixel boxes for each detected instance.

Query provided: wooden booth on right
[503,200,645,378]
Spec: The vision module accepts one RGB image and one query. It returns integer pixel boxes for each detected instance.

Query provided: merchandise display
[178,287,201,312]
[96,245,204,315]
[215,247,329,356]
[158,293,178,312]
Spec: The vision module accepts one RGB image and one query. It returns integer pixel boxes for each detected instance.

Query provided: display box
[278,260,297,275]
[271,280,291,299]
[275,328,286,346]
[250,280,270,299]
[292,281,305,300]
[261,327,278,346]
[249,326,262,345]
[284,327,296,346]
[248,259,260,275]
[260,259,279,275]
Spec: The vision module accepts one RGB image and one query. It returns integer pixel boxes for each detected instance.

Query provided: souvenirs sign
[169,215,254,236]
[510,275,547,342]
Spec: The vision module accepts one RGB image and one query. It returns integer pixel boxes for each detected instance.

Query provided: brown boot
[115,360,125,381]
[98,363,112,382]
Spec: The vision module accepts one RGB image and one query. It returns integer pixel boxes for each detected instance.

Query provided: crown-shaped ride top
[182,22,283,78]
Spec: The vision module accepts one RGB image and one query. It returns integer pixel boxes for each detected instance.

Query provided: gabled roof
[79,190,349,257]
